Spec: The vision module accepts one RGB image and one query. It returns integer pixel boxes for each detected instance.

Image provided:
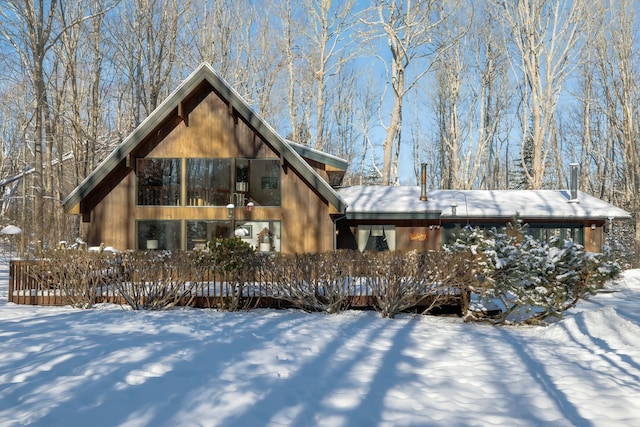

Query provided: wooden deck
[8,260,466,314]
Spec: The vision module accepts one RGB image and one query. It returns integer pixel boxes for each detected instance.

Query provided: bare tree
[0,0,60,244]
[361,0,458,185]
[350,72,381,185]
[299,0,358,150]
[276,0,311,143]
[244,2,285,124]
[591,0,640,260]
[106,0,183,130]
[493,0,587,190]
[466,5,511,190]
[0,0,111,246]
[51,0,116,240]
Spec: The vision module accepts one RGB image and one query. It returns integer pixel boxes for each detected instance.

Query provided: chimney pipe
[570,163,579,202]
[420,163,428,201]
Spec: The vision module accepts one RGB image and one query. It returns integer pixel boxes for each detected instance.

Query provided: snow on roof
[337,186,631,220]
[285,140,348,170]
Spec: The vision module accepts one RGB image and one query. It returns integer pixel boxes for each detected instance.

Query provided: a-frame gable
[63,63,347,214]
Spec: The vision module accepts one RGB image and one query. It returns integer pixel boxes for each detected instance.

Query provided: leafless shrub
[364,250,476,318]
[366,251,428,318]
[269,251,358,313]
[26,245,474,317]
[416,250,477,315]
[33,250,120,308]
[118,251,197,310]
[254,253,288,303]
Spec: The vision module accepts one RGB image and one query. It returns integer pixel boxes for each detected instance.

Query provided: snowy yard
[1,255,639,427]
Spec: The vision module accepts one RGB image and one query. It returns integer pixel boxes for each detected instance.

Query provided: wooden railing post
[8,260,15,303]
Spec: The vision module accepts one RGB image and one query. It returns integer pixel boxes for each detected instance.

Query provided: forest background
[0,0,638,261]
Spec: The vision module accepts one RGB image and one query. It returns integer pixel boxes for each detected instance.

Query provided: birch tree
[107,0,183,130]
[493,0,587,189]
[467,5,511,190]
[592,0,640,261]
[301,0,357,150]
[362,0,457,185]
[276,0,312,143]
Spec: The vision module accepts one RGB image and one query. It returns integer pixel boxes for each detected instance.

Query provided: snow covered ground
[0,255,639,427]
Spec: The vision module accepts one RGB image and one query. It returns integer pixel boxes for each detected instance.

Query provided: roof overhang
[286,141,348,171]
[346,210,443,221]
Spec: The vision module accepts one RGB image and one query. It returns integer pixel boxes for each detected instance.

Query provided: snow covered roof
[337,186,631,221]
[63,63,347,213]
[286,140,348,171]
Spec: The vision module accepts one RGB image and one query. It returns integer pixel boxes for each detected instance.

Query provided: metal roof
[286,140,348,171]
[337,186,631,221]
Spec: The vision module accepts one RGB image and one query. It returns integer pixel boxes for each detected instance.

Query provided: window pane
[524,227,542,241]
[358,225,395,252]
[186,220,232,250]
[232,220,281,252]
[524,225,584,246]
[137,159,181,206]
[186,159,231,206]
[137,220,181,250]
[247,159,281,207]
[186,220,281,252]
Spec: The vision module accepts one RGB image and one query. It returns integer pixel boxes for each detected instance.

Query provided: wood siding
[585,223,604,253]
[82,88,335,253]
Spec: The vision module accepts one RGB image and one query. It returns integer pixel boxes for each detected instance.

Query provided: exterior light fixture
[451,203,457,216]
[226,203,235,219]
[591,223,596,230]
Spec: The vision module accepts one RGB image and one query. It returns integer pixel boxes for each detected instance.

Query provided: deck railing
[9,260,65,306]
[7,259,381,308]
[8,258,467,313]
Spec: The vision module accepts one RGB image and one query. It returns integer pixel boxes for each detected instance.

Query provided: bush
[38,227,618,324]
[193,237,257,310]
[366,250,475,318]
[118,250,198,310]
[33,250,121,308]
[264,251,359,313]
[449,218,622,324]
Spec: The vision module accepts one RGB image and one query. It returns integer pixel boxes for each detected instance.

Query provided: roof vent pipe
[570,162,579,202]
[420,163,428,201]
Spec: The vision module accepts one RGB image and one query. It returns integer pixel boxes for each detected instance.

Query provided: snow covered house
[63,64,630,254]
[335,180,631,253]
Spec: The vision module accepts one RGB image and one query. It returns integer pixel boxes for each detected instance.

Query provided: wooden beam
[178,101,188,127]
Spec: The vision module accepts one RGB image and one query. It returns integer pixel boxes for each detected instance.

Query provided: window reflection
[186,158,281,207]
[137,220,181,250]
[525,225,583,246]
[186,220,232,250]
[137,159,181,206]
[248,159,281,206]
[186,159,231,206]
[186,220,281,252]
